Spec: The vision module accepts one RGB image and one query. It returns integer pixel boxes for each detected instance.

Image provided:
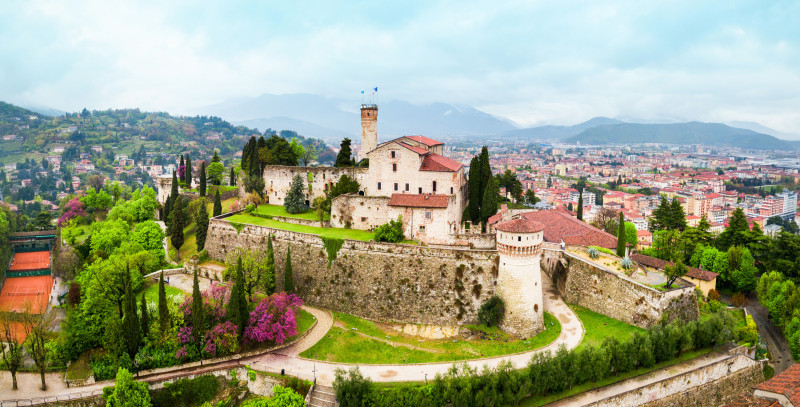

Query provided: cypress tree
[616,211,627,257]
[335,138,353,167]
[265,238,276,296]
[241,137,253,173]
[284,246,294,293]
[577,189,584,221]
[213,191,222,217]
[122,271,140,359]
[170,197,184,250]
[478,146,491,194]
[158,270,169,335]
[140,293,149,338]
[249,144,260,177]
[170,170,179,204]
[468,156,481,223]
[179,155,185,182]
[480,177,499,224]
[229,167,236,186]
[191,267,205,341]
[185,156,192,188]
[227,257,249,341]
[196,202,209,251]
[199,161,207,197]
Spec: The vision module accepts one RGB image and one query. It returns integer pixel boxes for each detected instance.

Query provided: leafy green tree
[158,271,169,335]
[227,257,249,341]
[334,368,374,407]
[212,150,221,163]
[328,174,360,199]
[170,196,185,250]
[213,190,222,217]
[207,162,225,186]
[713,251,730,282]
[625,222,638,247]
[525,189,539,205]
[284,246,295,293]
[480,176,499,224]
[717,208,749,250]
[335,138,354,167]
[664,259,688,287]
[0,313,23,390]
[140,293,149,338]
[616,212,626,257]
[122,273,140,359]
[477,296,505,327]
[196,202,210,252]
[670,198,687,231]
[284,174,308,214]
[374,216,405,243]
[22,308,55,390]
[192,268,205,340]
[131,220,165,256]
[199,161,207,197]
[733,248,758,292]
[103,368,152,407]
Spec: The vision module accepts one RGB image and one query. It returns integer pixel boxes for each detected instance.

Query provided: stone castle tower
[494,218,545,338]
[360,104,378,161]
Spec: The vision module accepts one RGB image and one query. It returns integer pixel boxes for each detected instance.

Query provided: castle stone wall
[261,165,368,206]
[541,249,699,327]
[205,218,499,325]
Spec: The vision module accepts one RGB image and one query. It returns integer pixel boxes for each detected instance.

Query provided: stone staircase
[307,384,338,407]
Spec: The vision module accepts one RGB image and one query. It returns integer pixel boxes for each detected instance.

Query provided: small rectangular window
[432,181,437,192]
[392,163,397,172]
[418,187,423,194]
[394,183,398,191]
[378,182,382,190]
[391,151,396,158]
[450,187,454,194]
[405,183,409,191]
[425,211,432,219]
[419,225,426,232]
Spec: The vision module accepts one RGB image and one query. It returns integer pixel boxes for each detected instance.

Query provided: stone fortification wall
[541,249,699,327]
[205,218,499,325]
[261,165,368,206]
[587,354,763,407]
[330,194,391,230]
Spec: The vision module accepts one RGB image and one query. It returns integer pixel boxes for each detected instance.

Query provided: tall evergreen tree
[170,197,184,250]
[242,136,255,173]
[284,246,294,293]
[199,161,207,197]
[170,170,179,205]
[191,268,205,341]
[158,271,169,335]
[122,271,140,359]
[212,150,221,163]
[335,138,353,167]
[229,167,236,186]
[185,156,192,188]
[140,293,149,338]
[249,143,260,177]
[265,238,277,295]
[670,198,687,231]
[227,257,249,341]
[179,155,185,182]
[649,196,671,232]
[468,156,481,223]
[196,202,209,251]
[478,146,491,195]
[718,207,749,250]
[284,174,308,214]
[577,189,584,221]
[213,191,222,217]
[479,177,499,224]
[616,211,627,257]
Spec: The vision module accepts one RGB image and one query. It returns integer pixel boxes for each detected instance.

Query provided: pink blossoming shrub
[244,293,302,345]
[58,197,87,227]
[178,164,186,181]
[203,321,238,356]
[179,283,230,325]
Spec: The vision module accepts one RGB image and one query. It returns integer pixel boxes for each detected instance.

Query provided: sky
[1,0,799,134]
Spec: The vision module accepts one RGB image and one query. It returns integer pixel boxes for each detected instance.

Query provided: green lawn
[227,213,377,241]
[649,282,680,291]
[518,347,714,406]
[65,352,92,381]
[571,305,645,351]
[207,197,238,216]
[141,281,185,305]
[292,309,316,339]
[299,311,561,364]
[253,204,330,221]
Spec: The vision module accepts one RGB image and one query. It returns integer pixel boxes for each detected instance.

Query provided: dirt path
[746,299,793,374]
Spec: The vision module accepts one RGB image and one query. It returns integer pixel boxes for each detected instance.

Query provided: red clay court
[8,250,51,271]
[0,275,53,314]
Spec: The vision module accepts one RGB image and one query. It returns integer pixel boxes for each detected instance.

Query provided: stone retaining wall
[541,249,699,327]
[205,217,499,325]
[588,354,763,407]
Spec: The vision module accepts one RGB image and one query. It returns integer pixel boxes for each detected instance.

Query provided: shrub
[374,216,405,243]
[737,315,758,346]
[707,299,725,313]
[587,247,599,259]
[620,257,634,270]
[708,289,721,302]
[589,246,615,256]
[477,296,505,328]
[732,292,746,307]
[334,368,374,407]
[150,375,220,407]
[244,204,255,213]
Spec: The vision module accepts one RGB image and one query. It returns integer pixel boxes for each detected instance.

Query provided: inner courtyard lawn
[299,311,561,364]
[569,305,646,351]
[252,204,330,221]
[141,281,185,305]
[227,213,377,241]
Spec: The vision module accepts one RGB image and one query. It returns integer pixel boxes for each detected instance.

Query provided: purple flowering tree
[57,197,87,227]
[244,293,303,345]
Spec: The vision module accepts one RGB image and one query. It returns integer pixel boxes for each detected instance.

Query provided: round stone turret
[494,217,545,338]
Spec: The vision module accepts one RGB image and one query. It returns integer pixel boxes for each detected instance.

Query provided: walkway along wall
[541,249,699,328]
[205,216,499,325]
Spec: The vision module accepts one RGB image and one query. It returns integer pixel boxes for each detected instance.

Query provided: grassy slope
[300,312,561,364]
[253,204,330,221]
[141,281,185,305]
[570,305,645,351]
[227,213,376,241]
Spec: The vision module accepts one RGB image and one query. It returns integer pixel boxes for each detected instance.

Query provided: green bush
[589,246,615,256]
[587,247,599,259]
[374,216,405,243]
[477,296,505,328]
[244,204,255,213]
[151,375,220,407]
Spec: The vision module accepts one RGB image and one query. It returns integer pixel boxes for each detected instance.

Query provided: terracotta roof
[629,253,718,281]
[495,218,544,233]
[398,142,430,156]
[420,154,463,172]
[719,392,779,407]
[387,193,449,208]
[404,135,443,147]
[521,209,618,249]
[755,363,800,406]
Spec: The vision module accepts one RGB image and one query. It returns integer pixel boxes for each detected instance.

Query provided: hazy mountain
[500,117,624,140]
[236,116,354,144]
[727,121,800,141]
[199,93,517,143]
[567,122,799,150]
[22,105,66,117]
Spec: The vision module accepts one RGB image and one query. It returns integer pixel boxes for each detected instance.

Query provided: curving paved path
[247,270,584,385]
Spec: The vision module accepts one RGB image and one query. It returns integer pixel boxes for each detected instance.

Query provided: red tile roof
[404,135,443,147]
[629,253,718,281]
[521,209,618,249]
[387,193,449,208]
[495,218,544,233]
[755,362,800,406]
[398,142,430,156]
[420,154,463,172]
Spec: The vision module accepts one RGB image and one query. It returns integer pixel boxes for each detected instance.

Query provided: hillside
[566,122,798,150]
[500,117,624,140]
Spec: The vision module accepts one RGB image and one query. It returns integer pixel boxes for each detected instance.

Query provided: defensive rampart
[205,216,499,325]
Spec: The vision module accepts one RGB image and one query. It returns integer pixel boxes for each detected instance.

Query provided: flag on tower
[361,90,364,94]
[374,87,378,92]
